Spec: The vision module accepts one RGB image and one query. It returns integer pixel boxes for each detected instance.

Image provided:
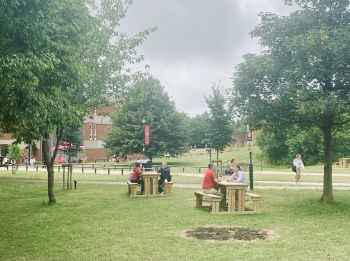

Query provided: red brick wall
[86,149,108,161]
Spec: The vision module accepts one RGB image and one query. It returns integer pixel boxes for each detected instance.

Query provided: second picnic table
[143,172,160,195]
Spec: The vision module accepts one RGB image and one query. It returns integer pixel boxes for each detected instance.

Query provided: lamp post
[247,124,254,191]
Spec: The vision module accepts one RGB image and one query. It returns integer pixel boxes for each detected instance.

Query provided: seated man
[158,162,171,194]
[202,163,223,196]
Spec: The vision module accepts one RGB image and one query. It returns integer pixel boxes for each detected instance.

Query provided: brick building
[0,104,116,163]
[83,104,116,162]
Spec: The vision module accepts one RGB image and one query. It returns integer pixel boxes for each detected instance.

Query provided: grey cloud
[120,0,295,116]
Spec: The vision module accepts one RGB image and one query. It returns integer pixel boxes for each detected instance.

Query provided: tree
[104,75,189,160]
[59,122,84,163]
[187,113,209,148]
[232,0,350,202]
[0,0,153,204]
[205,83,233,164]
[8,144,23,174]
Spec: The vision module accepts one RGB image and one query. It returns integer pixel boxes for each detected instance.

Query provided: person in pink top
[229,165,246,183]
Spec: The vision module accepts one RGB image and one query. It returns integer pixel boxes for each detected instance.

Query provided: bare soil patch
[185,226,270,241]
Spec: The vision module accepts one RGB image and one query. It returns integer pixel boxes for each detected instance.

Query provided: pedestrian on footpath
[293,154,304,184]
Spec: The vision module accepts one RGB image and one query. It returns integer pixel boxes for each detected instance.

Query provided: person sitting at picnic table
[158,162,171,194]
[130,162,144,193]
[229,164,246,183]
[202,163,223,196]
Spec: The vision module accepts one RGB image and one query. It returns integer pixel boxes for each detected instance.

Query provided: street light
[247,124,254,191]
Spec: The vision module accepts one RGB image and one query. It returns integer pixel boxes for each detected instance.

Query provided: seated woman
[229,164,246,183]
[130,162,144,193]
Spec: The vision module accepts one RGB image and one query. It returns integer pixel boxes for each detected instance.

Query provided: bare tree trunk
[42,137,56,204]
[321,120,333,203]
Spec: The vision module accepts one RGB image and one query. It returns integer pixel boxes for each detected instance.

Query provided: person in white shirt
[229,165,246,183]
[293,154,305,183]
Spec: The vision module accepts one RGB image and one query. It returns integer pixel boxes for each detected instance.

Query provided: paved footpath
[3,169,350,190]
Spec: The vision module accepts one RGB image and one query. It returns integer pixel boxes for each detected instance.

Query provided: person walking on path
[202,163,223,196]
[293,154,305,184]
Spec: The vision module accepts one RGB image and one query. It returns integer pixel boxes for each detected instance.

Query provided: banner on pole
[144,125,150,145]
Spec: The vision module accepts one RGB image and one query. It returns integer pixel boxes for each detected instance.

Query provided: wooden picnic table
[339,158,350,168]
[142,172,160,196]
[217,181,248,214]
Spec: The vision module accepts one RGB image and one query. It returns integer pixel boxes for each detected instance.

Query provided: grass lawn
[1,175,350,261]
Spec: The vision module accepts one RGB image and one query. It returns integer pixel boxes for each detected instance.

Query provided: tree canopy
[0,0,153,204]
[232,0,350,203]
[104,75,189,160]
[205,83,233,162]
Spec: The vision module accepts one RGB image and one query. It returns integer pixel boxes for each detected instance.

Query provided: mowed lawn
[1,175,350,261]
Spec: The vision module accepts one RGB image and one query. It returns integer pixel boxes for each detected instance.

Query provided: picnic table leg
[152,177,158,194]
[237,189,245,212]
[144,176,151,195]
[227,188,236,213]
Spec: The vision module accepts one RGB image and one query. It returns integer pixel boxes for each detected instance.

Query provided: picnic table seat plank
[194,191,222,214]
[245,192,262,213]
[127,180,139,197]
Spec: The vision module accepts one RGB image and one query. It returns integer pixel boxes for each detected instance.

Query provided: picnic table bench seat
[127,180,139,197]
[194,191,222,214]
[245,192,262,213]
[162,182,173,194]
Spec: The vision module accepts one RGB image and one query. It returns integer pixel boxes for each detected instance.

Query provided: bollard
[74,180,77,189]
[121,168,124,175]
[108,168,110,175]
[183,166,185,173]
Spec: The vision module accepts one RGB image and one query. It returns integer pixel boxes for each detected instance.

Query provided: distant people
[2,156,8,165]
[229,158,237,174]
[158,162,172,194]
[229,164,246,183]
[293,154,304,183]
[30,157,36,166]
[202,163,223,196]
[130,162,144,193]
[230,158,236,167]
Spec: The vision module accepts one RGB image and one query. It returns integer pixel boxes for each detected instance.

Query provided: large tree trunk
[42,136,56,205]
[320,120,333,203]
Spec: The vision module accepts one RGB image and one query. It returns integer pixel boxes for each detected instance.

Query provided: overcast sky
[120,0,295,116]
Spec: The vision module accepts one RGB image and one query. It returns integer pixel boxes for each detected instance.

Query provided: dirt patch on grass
[185,226,272,242]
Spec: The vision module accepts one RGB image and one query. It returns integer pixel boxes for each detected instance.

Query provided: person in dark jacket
[158,162,171,194]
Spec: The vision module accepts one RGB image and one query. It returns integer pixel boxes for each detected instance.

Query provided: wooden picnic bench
[245,192,262,213]
[127,180,139,197]
[162,182,173,194]
[194,191,222,214]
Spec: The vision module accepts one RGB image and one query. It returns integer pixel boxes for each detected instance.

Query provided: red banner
[144,125,150,145]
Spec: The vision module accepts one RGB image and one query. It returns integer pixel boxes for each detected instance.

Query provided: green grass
[1,176,350,261]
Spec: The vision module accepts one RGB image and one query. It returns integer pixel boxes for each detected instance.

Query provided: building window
[89,123,97,140]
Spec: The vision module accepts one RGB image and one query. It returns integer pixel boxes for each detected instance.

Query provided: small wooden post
[62,164,73,190]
